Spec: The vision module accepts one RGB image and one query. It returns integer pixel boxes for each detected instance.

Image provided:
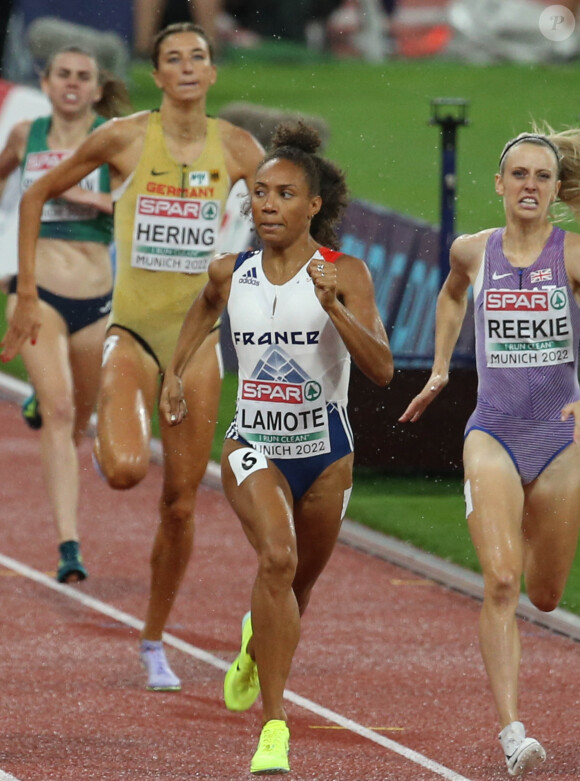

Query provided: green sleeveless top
[21,115,112,244]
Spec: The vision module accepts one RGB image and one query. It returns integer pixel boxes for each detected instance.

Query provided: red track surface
[1,397,578,781]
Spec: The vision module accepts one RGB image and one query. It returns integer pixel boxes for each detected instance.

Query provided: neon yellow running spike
[250,720,290,775]
[224,611,260,711]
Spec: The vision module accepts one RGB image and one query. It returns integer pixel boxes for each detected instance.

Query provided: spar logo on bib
[485,290,549,311]
[304,380,321,401]
[550,289,567,309]
[202,201,219,220]
[242,380,303,404]
[138,197,201,219]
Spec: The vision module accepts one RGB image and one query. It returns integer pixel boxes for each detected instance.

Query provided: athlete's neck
[47,110,97,150]
[502,222,554,268]
[159,100,207,143]
[263,236,321,285]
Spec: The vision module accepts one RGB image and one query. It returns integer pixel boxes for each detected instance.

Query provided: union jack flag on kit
[530,268,553,283]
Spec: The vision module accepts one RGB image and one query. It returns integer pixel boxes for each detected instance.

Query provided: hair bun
[270,120,321,155]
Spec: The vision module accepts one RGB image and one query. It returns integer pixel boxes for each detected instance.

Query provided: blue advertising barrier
[338,199,478,473]
[338,199,475,368]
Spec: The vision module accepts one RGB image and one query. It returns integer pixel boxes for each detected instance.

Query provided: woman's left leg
[522,443,580,611]
[142,330,222,643]
[292,453,354,615]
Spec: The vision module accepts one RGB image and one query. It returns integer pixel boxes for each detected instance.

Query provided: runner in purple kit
[400,131,580,778]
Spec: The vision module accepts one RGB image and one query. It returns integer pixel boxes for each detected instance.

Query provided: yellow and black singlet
[111,111,231,369]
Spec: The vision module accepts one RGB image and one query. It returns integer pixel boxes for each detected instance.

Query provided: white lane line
[0,552,473,781]
[0,771,22,780]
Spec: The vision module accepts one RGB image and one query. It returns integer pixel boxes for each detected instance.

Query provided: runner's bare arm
[399,231,489,423]
[309,254,393,386]
[59,185,114,214]
[0,121,31,196]
[160,253,236,425]
[219,119,265,187]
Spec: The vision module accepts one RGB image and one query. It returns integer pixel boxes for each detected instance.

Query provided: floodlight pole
[430,98,469,288]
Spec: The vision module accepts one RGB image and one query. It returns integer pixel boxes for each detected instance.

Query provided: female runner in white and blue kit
[400,131,580,778]
[161,120,393,775]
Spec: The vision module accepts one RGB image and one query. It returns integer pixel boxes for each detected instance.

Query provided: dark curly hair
[258,120,349,250]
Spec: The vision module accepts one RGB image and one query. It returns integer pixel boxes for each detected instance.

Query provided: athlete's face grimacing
[495,143,561,222]
[252,158,321,247]
[42,52,102,118]
[153,32,217,101]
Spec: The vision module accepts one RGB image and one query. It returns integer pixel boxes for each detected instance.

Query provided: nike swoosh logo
[150,170,169,176]
[492,271,512,280]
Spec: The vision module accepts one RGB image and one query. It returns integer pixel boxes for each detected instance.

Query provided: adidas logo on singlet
[239,266,260,286]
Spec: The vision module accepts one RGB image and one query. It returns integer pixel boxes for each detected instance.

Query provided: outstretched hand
[561,400,580,444]
[159,372,188,427]
[398,372,449,423]
[0,295,41,363]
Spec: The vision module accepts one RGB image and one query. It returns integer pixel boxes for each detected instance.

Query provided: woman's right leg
[93,327,159,489]
[221,440,299,727]
[14,302,79,545]
[463,430,525,728]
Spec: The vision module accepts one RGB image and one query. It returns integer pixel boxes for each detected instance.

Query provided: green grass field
[2,54,579,612]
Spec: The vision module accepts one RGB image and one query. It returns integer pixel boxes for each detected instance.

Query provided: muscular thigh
[293,453,353,576]
[97,327,159,458]
[523,442,580,585]
[10,296,74,411]
[463,430,525,574]
[69,316,109,416]
[220,438,295,554]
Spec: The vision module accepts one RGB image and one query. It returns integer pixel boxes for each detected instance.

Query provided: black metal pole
[430,99,469,288]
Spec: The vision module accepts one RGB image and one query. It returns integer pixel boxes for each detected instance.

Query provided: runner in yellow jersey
[112,110,232,368]
[2,22,264,691]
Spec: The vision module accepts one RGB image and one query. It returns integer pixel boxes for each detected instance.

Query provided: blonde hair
[547,129,580,222]
[523,123,580,223]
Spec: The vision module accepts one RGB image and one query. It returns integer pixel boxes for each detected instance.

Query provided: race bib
[130,194,220,274]
[237,346,330,459]
[23,150,100,221]
[484,286,573,367]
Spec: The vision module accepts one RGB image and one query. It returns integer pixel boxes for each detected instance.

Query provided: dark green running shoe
[57,540,88,583]
[22,392,42,430]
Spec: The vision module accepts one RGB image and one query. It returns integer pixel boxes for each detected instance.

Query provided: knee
[484,567,521,608]
[526,582,561,613]
[159,492,196,539]
[258,541,297,590]
[103,452,149,490]
[41,395,75,432]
